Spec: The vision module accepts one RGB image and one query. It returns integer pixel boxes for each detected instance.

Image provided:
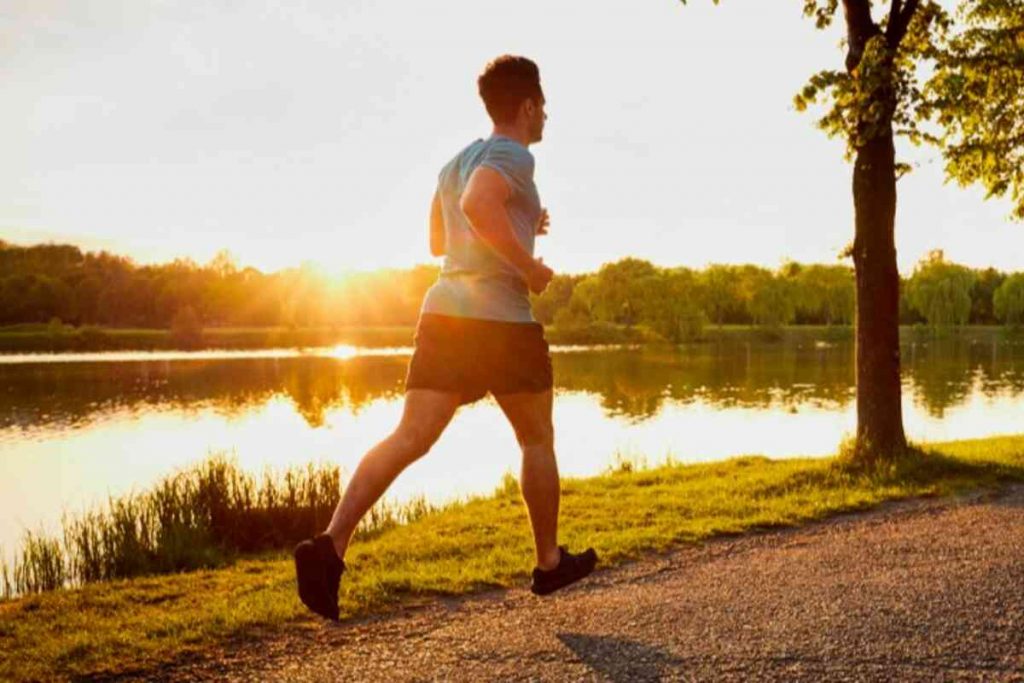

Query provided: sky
[2,0,1021,278]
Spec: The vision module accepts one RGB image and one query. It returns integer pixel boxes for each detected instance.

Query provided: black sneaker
[293,533,345,621]
[530,546,598,596]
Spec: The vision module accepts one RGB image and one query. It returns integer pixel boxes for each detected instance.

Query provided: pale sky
[2,0,1021,277]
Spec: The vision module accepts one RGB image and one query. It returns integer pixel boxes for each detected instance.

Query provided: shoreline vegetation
[1,322,1021,355]
[4,241,1024,353]
[1,435,1023,680]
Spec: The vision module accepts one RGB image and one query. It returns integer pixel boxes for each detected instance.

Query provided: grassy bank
[2,322,1019,354]
[0,457,433,598]
[2,435,1023,681]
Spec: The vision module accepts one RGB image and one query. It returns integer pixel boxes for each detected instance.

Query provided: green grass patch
[2,434,1024,680]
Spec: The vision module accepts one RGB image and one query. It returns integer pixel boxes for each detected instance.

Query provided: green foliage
[899,276,928,325]
[529,274,584,325]
[3,241,1020,339]
[0,241,444,329]
[749,271,797,329]
[635,267,706,342]
[793,2,951,156]
[802,0,839,29]
[906,250,977,326]
[555,275,600,327]
[586,258,660,326]
[969,267,1007,323]
[925,0,1024,218]
[789,0,1024,218]
[701,264,747,325]
[793,264,855,324]
[795,40,894,156]
[993,273,1024,326]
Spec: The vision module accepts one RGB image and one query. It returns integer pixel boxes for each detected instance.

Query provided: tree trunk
[840,0,917,464]
[851,128,908,462]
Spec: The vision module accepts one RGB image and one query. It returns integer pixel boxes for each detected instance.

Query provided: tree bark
[852,131,908,462]
[842,0,911,463]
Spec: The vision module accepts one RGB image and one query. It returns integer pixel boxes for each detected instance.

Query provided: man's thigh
[396,389,463,445]
[493,389,554,448]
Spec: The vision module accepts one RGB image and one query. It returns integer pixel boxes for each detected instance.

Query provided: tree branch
[889,0,903,30]
[842,0,878,72]
[886,0,919,45]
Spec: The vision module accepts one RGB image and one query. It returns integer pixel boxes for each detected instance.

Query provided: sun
[298,259,357,287]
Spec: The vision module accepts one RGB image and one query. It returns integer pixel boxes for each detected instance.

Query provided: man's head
[477,55,546,143]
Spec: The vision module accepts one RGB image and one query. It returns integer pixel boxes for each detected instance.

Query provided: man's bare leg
[494,389,562,571]
[323,388,462,560]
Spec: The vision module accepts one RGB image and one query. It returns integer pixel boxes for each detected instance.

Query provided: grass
[2,434,1024,680]
[0,456,435,597]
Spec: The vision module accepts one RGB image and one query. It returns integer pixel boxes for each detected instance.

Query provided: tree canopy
[791,0,1024,218]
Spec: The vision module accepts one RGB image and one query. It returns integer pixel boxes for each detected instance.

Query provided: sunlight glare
[325,344,361,360]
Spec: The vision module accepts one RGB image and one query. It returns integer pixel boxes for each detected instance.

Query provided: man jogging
[293,55,598,621]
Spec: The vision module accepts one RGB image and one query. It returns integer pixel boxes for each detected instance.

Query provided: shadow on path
[557,632,686,682]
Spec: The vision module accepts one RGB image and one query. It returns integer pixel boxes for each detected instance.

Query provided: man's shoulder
[439,137,534,183]
[482,137,535,178]
[440,139,486,172]
[438,139,481,183]
[488,136,533,161]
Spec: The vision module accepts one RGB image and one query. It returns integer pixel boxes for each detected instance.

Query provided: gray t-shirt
[420,134,542,323]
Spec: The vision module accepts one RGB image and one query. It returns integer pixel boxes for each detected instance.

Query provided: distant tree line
[0,241,439,329]
[532,251,1024,339]
[2,241,1023,336]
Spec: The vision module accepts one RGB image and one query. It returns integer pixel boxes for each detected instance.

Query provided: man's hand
[526,257,554,295]
[535,207,549,236]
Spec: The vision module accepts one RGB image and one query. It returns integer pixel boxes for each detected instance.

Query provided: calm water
[2,334,1023,560]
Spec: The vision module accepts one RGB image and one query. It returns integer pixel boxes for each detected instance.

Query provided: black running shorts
[404,313,554,405]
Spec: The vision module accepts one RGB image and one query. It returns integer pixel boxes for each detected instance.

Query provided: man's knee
[392,424,440,459]
[515,423,554,450]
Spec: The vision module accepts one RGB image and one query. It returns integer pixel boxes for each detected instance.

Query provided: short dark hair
[477,55,543,125]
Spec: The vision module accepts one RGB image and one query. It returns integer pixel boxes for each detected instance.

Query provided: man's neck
[490,125,531,147]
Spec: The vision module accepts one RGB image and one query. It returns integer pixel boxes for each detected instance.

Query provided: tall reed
[0,452,436,599]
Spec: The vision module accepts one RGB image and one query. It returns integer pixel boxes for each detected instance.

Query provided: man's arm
[459,166,552,293]
[429,190,445,257]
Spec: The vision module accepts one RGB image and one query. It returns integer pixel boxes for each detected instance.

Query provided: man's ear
[519,99,533,122]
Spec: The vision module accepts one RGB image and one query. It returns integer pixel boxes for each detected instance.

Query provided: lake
[2,331,1022,561]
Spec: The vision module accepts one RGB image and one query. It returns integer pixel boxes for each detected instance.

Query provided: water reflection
[555,343,858,420]
[1,355,410,436]
[2,336,1022,560]
[3,338,1023,438]
[902,337,1024,418]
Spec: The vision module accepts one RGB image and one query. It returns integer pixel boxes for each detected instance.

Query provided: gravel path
[142,486,1024,682]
